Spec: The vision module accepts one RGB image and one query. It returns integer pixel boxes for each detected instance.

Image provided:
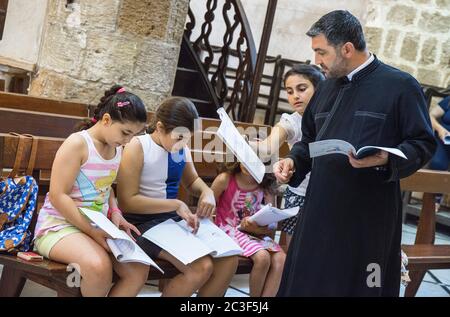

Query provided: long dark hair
[219,162,278,196]
[76,85,147,131]
[147,97,199,133]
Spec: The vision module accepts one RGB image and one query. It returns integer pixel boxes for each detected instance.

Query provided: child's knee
[271,252,286,271]
[120,263,150,285]
[82,254,113,282]
[218,255,239,272]
[189,256,214,279]
[251,250,271,269]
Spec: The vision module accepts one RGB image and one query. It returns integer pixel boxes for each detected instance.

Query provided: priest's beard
[323,52,349,79]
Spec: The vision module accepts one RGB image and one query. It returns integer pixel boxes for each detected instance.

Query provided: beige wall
[365,0,450,88]
[0,0,48,67]
[29,0,189,110]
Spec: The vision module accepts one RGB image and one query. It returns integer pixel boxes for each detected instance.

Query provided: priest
[274,10,436,296]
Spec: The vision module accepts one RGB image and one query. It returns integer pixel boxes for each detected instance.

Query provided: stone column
[30,0,189,110]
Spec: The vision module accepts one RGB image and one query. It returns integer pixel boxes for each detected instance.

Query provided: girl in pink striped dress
[212,163,286,297]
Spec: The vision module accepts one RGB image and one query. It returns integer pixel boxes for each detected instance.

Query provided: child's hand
[89,227,112,252]
[273,158,295,184]
[111,211,141,241]
[240,217,265,235]
[197,189,216,218]
[176,201,200,234]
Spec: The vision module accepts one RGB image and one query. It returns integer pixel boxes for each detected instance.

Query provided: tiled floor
[1,222,449,297]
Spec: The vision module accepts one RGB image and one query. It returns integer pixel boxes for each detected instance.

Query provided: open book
[80,208,163,273]
[142,218,243,265]
[216,107,266,183]
[309,139,407,160]
[239,204,300,227]
[444,135,450,145]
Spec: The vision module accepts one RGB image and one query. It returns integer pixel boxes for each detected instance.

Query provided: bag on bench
[0,133,39,253]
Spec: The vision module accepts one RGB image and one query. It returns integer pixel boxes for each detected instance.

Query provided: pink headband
[117,87,126,93]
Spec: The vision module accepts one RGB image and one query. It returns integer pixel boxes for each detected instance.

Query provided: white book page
[357,146,407,159]
[248,204,300,226]
[216,108,265,183]
[142,219,213,265]
[309,139,355,158]
[80,208,163,272]
[309,140,407,159]
[177,218,243,258]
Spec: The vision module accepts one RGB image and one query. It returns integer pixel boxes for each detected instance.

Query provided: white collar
[346,53,374,81]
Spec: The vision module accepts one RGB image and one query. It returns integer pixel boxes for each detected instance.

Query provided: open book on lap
[216,107,266,183]
[80,208,163,273]
[309,139,407,159]
[142,218,243,265]
[239,204,300,227]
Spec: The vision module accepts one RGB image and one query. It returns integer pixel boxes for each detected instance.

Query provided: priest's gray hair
[306,10,366,51]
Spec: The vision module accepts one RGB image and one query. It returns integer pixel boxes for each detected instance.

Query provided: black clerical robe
[277,56,436,297]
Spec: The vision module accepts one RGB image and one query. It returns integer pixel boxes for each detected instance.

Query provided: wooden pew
[0,92,289,296]
[400,169,450,297]
[0,128,287,296]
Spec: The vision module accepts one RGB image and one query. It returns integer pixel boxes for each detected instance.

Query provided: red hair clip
[117,87,126,94]
[91,117,98,123]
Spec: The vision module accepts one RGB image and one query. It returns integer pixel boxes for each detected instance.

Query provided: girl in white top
[252,64,325,249]
[117,97,238,297]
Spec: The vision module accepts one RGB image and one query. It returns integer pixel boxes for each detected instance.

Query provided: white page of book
[177,218,243,258]
[80,208,163,272]
[216,107,266,183]
[248,204,300,226]
[309,139,406,159]
[142,218,213,265]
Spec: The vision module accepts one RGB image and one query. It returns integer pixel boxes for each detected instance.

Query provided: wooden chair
[400,169,450,296]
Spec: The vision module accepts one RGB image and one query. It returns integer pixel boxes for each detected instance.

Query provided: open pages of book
[80,208,163,273]
[142,218,242,265]
[247,204,300,226]
[177,218,243,258]
[309,139,407,159]
[216,107,266,183]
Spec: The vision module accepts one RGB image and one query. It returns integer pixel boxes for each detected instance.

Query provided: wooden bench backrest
[0,91,290,162]
[400,169,450,245]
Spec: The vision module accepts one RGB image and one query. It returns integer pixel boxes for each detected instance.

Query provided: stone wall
[29,0,189,110]
[364,0,450,88]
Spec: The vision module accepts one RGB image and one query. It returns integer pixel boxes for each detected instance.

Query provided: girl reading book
[250,64,325,249]
[211,162,286,297]
[117,97,238,297]
[33,85,149,297]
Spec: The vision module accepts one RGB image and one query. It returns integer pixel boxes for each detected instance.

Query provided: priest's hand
[273,158,295,184]
[348,150,389,168]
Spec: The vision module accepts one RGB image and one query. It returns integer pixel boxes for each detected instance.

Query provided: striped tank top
[34,130,122,239]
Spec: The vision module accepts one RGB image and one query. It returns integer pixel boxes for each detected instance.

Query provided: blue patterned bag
[0,176,38,252]
[0,133,39,253]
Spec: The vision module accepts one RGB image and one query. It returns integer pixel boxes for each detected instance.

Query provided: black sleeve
[385,76,437,182]
[286,89,318,187]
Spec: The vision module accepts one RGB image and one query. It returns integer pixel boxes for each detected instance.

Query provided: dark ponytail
[147,97,199,134]
[76,85,147,131]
